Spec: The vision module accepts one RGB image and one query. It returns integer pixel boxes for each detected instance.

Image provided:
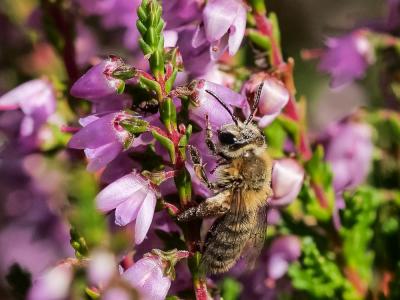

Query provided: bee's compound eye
[218,131,237,145]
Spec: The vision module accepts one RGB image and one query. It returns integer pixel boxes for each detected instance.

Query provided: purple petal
[271,159,304,206]
[88,250,116,286]
[79,114,100,127]
[228,3,246,55]
[258,112,280,128]
[269,235,302,261]
[210,33,229,61]
[324,120,373,192]
[164,30,178,48]
[91,94,133,113]
[102,288,131,300]
[318,32,370,88]
[203,0,239,41]
[258,77,290,115]
[95,172,148,212]
[86,141,122,172]
[192,25,208,48]
[20,116,35,137]
[267,254,288,280]
[190,80,246,127]
[134,190,157,244]
[28,263,73,300]
[122,257,171,300]
[68,113,119,149]
[115,189,146,226]
[0,79,49,110]
[70,59,124,99]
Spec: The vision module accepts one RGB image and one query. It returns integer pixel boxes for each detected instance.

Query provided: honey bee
[178,84,273,274]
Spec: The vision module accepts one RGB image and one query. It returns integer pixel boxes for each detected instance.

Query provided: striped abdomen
[201,211,256,274]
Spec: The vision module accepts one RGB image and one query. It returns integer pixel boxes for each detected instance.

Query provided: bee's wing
[242,203,268,270]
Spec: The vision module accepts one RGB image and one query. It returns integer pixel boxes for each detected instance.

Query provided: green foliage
[174,167,192,205]
[5,264,31,300]
[178,124,192,159]
[288,237,360,300]
[160,98,177,133]
[300,146,335,221]
[373,197,400,270]
[263,121,287,157]
[67,168,107,250]
[119,117,150,135]
[137,0,165,77]
[219,277,242,300]
[340,187,380,284]
[152,129,176,163]
[368,111,400,189]
[70,227,89,258]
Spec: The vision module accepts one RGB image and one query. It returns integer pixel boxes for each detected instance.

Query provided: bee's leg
[205,114,218,155]
[187,145,215,190]
[177,191,231,222]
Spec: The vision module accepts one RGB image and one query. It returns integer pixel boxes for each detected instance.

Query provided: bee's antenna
[245,82,264,125]
[205,89,239,126]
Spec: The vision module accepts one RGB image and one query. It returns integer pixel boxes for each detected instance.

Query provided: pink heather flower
[122,256,171,300]
[102,287,132,300]
[0,79,56,137]
[177,27,214,77]
[193,0,247,60]
[267,235,301,280]
[318,31,374,88]
[270,159,304,207]
[68,112,144,172]
[95,172,157,244]
[163,0,202,30]
[88,250,117,287]
[323,119,373,193]
[28,260,74,300]
[189,79,247,127]
[90,94,133,113]
[70,57,126,100]
[242,74,290,128]
[76,0,141,51]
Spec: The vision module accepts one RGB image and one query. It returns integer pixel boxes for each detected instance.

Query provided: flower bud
[28,260,75,300]
[70,56,127,99]
[122,249,188,300]
[270,159,304,206]
[323,118,373,192]
[267,235,301,279]
[242,73,290,128]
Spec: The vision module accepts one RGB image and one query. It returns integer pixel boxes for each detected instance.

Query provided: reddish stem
[311,181,329,209]
[194,279,209,300]
[254,12,312,159]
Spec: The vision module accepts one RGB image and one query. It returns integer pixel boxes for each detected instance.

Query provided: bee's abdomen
[201,212,254,274]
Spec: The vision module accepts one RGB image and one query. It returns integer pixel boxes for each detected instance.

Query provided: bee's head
[217,121,265,158]
[205,83,266,158]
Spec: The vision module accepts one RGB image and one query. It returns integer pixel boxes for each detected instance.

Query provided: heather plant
[0,0,400,300]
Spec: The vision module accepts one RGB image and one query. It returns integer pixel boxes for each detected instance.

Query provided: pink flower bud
[242,74,290,128]
[70,56,126,100]
[122,256,171,300]
[28,260,75,300]
[267,235,301,279]
[88,250,117,287]
[270,159,304,206]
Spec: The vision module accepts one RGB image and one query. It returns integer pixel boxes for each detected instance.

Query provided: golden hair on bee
[178,83,273,274]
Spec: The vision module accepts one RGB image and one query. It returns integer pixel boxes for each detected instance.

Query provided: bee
[177,84,273,274]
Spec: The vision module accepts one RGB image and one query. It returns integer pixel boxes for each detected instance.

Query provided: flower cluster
[1,0,399,299]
